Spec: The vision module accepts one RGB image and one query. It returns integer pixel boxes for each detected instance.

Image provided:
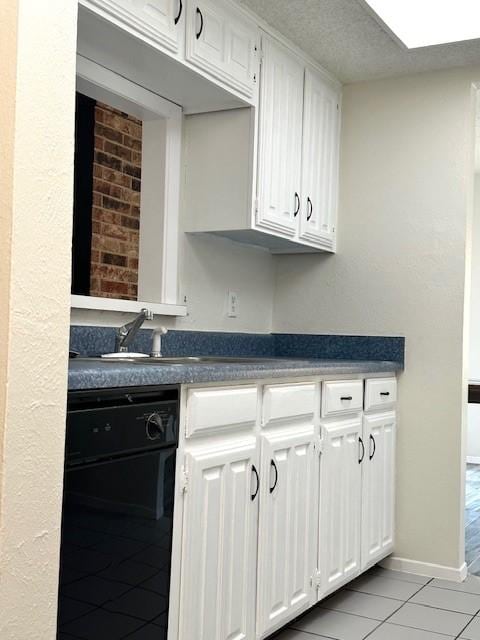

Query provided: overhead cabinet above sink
[183,33,342,254]
[79,0,342,258]
[79,0,259,111]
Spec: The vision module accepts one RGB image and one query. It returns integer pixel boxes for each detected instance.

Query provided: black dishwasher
[57,385,179,640]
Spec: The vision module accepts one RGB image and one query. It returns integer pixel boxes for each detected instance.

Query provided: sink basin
[97,356,283,365]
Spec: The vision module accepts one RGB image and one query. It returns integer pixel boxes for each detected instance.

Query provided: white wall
[0,1,77,638]
[469,175,480,381]
[71,111,276,334]
[467,172,480,461]
[273,67,479,573]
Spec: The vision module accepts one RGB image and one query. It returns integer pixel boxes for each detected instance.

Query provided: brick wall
[90,102,142,300]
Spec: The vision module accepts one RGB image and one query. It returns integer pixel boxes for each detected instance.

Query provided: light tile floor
[274,567,480,640]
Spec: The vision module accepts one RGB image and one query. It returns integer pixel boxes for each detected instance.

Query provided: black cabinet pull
[270,459,278,494]
[196,7,204,39]
[358,437,365,464]
[307,197,313,221]
[251,464,259,501]
[380,392,390,396]
[341,396,353,401]
[174,0,183,24]
[294,192,300,217]
[369,435,376,460]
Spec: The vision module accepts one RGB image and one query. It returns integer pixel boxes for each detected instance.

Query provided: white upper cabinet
[178,439,259,640]
[185,0,259,99]
[300,69,341,250]
[361,412,396,569]
[256,35,304,239]
[84,0,185,55]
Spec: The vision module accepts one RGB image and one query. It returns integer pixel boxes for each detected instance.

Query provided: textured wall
[0,1,77,638]
[274,66,479,573]
[91,101,142,300]
[0,0,17,529]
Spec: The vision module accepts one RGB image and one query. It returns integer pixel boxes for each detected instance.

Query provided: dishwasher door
[57,446,176,640]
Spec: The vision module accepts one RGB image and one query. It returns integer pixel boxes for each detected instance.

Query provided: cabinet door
[256,428,316,638]
[88,0,184,54]
[319,417,363,598]
[256,35,304,239]
[299,70,340,251]
[178,440,259,640]
[186,0,258,98]
[362,412,396,569]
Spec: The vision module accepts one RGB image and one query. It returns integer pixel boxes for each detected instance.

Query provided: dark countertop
[68,358,403,391]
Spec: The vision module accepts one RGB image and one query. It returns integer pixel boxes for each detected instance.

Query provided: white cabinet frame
[72,55,185,316]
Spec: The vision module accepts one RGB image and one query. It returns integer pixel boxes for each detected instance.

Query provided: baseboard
[467,456,480,465]
[381,557,468,582]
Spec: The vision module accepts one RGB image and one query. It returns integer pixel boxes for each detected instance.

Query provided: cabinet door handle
[369,435,376,460]
[196,7,204,39]
[307,197,313,221]
[358,437,365,464]
[380,392,390,396]
[251,464,259,501]
[294,192,300,217]
[270,459,278,494]
[341,396,353,401]
[174,0,183,24]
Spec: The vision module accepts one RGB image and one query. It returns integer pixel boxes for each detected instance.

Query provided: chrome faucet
[115,308,153,353]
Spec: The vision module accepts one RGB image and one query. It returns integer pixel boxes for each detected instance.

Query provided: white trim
[467,456,480,464]
[74,55,184,313]
[76,55,181,118]
[71,294,187,317]
[381,557,468,583]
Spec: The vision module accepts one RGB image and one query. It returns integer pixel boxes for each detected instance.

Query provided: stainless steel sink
[98,356,283,365]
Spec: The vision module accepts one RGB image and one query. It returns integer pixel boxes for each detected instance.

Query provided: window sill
[71,295,187,317]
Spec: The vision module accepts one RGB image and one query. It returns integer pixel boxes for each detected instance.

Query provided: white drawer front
[322,380,363,417]
[186,386,257,437]
[365,378,397,411]
[262,383,316,426]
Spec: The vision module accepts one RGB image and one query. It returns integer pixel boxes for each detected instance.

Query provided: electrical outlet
[227,291,239,318]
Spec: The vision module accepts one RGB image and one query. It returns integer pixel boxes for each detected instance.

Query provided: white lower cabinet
[175,377,397,640]
[361,412,396,569]
[318,416,363,598]
[256,427,316,638]
[178,437,259,640]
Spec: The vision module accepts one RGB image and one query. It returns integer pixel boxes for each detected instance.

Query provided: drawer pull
[369,434,376,460]
[270,459,278,494]
[358,437,365,464]
[341,396,353,401]
[251,464,259,501]
[380,392,390,397]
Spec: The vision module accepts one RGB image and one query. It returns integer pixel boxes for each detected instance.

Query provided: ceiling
[235,0,480,83]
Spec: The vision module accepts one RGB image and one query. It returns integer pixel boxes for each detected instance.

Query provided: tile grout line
[359,578,433,640]
[290,577,433,639]
[287,573,480,640]
[453,601,480,640]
